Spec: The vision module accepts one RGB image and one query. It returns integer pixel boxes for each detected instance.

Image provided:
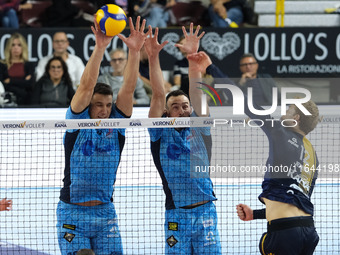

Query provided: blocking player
[146,24,221,254]
[236,98,320,254]
[56,16,148,254]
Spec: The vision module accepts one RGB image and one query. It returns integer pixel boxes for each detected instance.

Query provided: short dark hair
[165,90,189,108]
[240,53,256,61]
[93,83,113,96]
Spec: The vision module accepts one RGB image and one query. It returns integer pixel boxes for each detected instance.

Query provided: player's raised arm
[71,16,114,113]
[187,51,211,116]
[145,26,169,118]
[176,23,207,116]
[115,16,148,116]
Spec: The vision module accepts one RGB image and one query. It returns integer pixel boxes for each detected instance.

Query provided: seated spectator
[0,0,32,28]
[139,45,172,96]
[98,48,150,105]
[31,56,75,107]
[42,0,92,27]
[0,32,35,106]
[134,0,175,28]
[35,31,85,91]
[208,0,244,27]
[238,53,279,106]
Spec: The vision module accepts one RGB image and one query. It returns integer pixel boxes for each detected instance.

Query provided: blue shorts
[56,201,123,255]
[259,216,319,255]
[165,201,221,255]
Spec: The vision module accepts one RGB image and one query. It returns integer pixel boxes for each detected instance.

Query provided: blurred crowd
[0,0,267,108]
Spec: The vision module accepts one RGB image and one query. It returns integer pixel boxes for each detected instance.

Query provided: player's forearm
[122,50,140,94]
[149,55,165,98]
[79,45,105,92]
[148,55,165,117]
[188,62,209,116]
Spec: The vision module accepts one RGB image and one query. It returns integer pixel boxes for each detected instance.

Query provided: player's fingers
[160,40,169,49]
[182,26,187,37]
[189,22,193,34]
[129,17,135,32]
[194,25,200,36]
[117,34,127,43]
[198,31,205,40]
[154,27,159,39]
[140,18,146,33]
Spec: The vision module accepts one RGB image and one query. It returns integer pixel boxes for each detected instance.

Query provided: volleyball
[96,4,127,37]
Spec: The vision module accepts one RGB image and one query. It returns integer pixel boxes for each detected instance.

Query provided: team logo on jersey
[288,137,299,148]
[203,219,214,228]
[168,222,178,231]
[166,235,178,247]
[64,232,75,243]
[63,224,76,230]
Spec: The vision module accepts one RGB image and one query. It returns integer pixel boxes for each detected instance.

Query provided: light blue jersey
[60,105,127,204]
[148,113,216,209]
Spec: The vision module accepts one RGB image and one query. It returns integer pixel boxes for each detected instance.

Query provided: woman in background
[31,56,74,107]
[0,32,35,106]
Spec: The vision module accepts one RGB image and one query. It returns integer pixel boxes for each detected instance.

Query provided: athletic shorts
[56,201,123,255]
[259,216,319,255]
[165,201,221,255]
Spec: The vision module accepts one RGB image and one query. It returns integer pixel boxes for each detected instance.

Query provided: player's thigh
[259,229,304,255]
[165,210,191,255]
[90,208,123,255]
[57,228,91,255]
[193,209,221,255]
[91,229,123,255]
[57,203,92,254]
[301,227,319,255]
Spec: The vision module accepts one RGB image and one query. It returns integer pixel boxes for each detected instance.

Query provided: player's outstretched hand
[0,198,12,211]
[145,26,168,59]
[236,204,253,221]
[187,51,212,73]
[118,16,147,52]
[91,14,114,49]
[175,23,204,56]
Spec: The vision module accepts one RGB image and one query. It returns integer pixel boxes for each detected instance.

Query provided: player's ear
[164,109,169,117]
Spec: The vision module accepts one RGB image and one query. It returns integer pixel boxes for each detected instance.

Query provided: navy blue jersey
[148,113,216,210]
[245,106,319,215]
[60,105,128,204]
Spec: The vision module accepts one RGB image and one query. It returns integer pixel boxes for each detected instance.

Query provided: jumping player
[146,24,221,254]
[236,98,320,255]
[56,16,148,254]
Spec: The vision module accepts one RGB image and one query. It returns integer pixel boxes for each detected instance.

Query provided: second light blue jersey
[148,114,216,209]
[60,105,128,204]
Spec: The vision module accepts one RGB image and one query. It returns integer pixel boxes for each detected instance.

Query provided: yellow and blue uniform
[245,105,319,255]
[148,112,221,254]
[57,105,127,255]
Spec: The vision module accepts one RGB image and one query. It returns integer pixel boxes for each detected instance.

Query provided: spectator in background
[0,198,12,211]
[133,0,175,28]
[43,0,92,27]
[31,56,75,107]
[173,36,189,95]
[238,53,279,106]
[208,0,244,28]
[35,31,85,91]
[0,32,35,106]
[98,48,150,105]
[0,0,32,28]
